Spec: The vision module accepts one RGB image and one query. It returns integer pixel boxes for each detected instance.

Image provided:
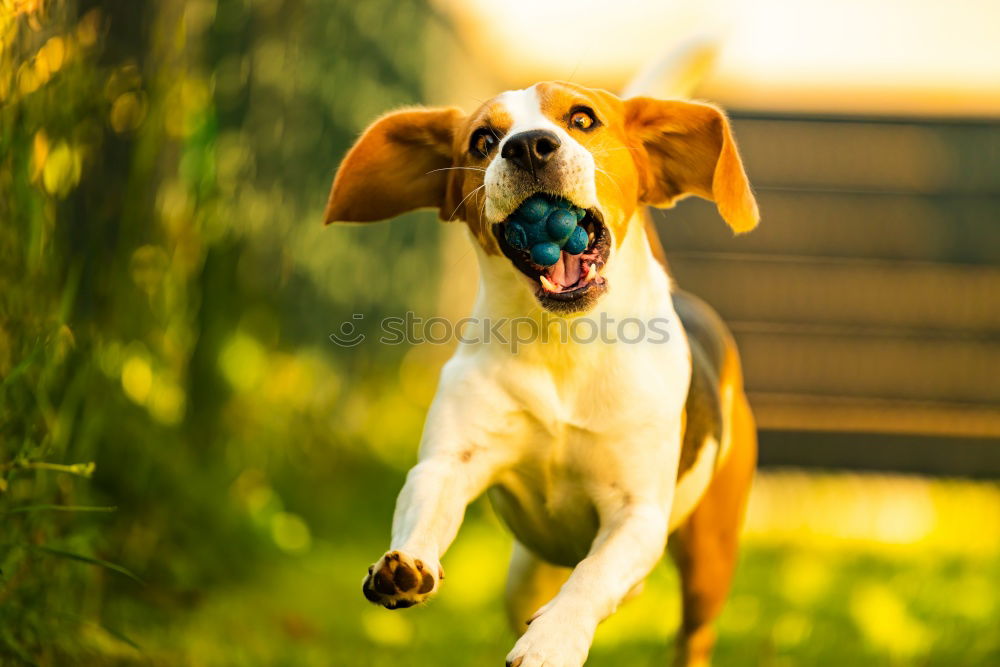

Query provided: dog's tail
[621,33,721,100]
[622,34,722,272]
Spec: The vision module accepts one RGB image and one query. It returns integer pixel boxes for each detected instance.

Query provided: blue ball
[564,225,589,255]
[530,242,561,267]
[574,208,586,222]
[505,221,528,250]
[522,219,550,245]
[546,209,577,244]
[517,196,551,223]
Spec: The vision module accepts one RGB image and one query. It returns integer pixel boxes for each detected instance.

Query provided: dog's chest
[484,337,689,566]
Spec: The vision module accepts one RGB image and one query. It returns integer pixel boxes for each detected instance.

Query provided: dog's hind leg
[503,541,571,635]
[668,391,756,667]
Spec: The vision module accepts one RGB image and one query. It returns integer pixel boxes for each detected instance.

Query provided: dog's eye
[470,128,497,158]
[569,107,598,131]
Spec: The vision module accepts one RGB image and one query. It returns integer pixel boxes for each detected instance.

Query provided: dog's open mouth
[493,194,610,308]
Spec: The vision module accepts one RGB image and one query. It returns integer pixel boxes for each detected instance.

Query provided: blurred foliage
[1,0,443,662]
[1,1,997,666]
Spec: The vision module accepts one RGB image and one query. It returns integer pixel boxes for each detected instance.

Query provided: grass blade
[95,622,143,651]
[30,546,144,584]
[0,347,40,389]
[4,505,117,514]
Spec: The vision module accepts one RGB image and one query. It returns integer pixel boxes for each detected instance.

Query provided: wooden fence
[657,112,1000,476]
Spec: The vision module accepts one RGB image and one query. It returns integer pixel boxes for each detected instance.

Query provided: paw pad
[362,550,442,609]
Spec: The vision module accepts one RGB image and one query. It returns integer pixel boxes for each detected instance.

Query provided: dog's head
[324,81,758,314]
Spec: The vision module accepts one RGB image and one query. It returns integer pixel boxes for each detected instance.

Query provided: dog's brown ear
[625,97,758,233]
[323,107,465,224]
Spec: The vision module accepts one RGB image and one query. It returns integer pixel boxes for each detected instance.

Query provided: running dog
[325,80,758,667]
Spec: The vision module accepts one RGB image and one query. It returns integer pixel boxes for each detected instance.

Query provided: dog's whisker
[449,183,486,221]
[425,166,487,176]
[444,243,475,273]
[588,146,638,159]
[595,166,625,201]
[478,188,489,225]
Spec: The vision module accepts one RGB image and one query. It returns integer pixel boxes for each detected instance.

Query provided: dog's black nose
[501,129,561,175]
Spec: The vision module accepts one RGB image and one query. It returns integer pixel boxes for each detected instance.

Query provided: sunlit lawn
[88,472,1000,667]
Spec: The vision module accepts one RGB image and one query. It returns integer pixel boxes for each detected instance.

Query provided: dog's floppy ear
[323,107,465,224]
[625,97,758,233]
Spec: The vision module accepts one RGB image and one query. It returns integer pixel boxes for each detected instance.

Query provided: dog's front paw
[505,609,593,667]
[362,550,442,609]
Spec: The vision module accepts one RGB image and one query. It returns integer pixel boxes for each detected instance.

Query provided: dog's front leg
[362,386,508,609]
[506,503,671,667]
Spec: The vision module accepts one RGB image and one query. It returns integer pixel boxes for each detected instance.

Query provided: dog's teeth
[585,264,598,283]
[539,275,559,292]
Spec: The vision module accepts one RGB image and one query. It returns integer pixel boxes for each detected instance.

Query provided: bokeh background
[1,1,998,665]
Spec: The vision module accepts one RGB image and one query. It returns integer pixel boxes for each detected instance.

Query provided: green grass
[88,488,999,667]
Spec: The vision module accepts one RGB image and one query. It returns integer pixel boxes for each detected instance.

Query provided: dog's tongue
[547,251,582,289]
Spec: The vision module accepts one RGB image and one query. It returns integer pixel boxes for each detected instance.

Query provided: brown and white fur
[325,81,759,667]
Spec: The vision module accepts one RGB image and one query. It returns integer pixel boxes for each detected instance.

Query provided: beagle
[325,81,759,667]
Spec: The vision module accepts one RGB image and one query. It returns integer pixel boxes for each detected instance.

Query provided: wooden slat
[669,254,1000,333]
[732,329,1000,404]
[730,117,1000,194]
[758,430,1000,477]
[751,392,1000,439]
[656,193,1000,265]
